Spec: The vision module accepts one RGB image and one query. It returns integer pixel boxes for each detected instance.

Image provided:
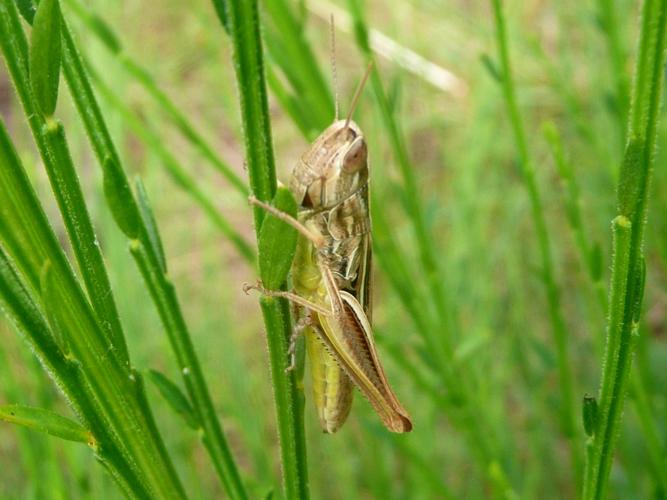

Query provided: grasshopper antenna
[330,14,339,120]
[345,61,373,129]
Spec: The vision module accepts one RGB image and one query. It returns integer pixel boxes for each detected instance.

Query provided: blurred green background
[1,0,666,498]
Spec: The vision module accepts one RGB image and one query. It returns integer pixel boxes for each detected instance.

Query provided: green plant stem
[584,1,667,498]
[546,119,667,490]
[490,0,580,480]
[44,7,248,497]
[128,240,248,500]
[64,0,248,197]
[225,0,309,498]
[583,216,633,499]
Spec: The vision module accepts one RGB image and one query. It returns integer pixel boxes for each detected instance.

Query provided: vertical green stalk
[224,1,309,498]
[584,1,667,498]
[490,0,580,480]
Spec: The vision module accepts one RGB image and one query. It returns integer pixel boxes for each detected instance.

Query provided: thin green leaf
[103,156,141,239]
[147,370,199,430]
[29,0,61,116]
[135,178,167,273]
[582,395,598,437]
[16,0,36,23]
[0,404,92,444]
[258,188,298,290]
[211,0,230,34]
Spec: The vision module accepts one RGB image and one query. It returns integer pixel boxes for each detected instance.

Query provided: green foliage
[0,405,92,444]
[147,370,200,430]
[258,188,298,290]
[102,156,141,239]
[29,0,61,116]
[1,0,666,498]
[225,1,308,498]
[584,1,667,497]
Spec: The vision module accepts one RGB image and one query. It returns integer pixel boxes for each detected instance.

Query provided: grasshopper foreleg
[243,281,332,316]
[249,196,326,249]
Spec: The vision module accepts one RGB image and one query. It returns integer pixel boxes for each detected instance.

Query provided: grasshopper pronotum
[248,37,412,434]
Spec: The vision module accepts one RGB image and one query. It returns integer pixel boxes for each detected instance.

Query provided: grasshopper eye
[343,137,367,172]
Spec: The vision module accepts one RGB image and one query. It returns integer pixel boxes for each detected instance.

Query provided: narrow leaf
[87,13,122,54]
[147,370,199,430]
[582,395,598,437]
[632,257,646,323]
[29,0,62,116]
[211,0,231,34]
[257,187,298,290]
[135,178,167,273]
[16,0,36,24]
[102,156,140,239]
[0,404,92,444]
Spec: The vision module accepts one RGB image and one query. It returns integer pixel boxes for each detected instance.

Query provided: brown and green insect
[250,63,412,434]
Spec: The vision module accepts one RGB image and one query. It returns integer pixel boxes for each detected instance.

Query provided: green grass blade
[584,1,667,497]
[224,1,309,497]
[0,109,186,496]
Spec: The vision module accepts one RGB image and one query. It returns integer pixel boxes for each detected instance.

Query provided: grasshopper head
[290,119,368,210]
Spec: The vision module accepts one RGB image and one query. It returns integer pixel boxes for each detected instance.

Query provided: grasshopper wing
[316,264,412,433]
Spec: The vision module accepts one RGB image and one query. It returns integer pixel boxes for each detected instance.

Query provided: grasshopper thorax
[289,119,368,212]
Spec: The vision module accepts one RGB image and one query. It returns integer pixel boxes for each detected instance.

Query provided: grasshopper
[249,58,412,434]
